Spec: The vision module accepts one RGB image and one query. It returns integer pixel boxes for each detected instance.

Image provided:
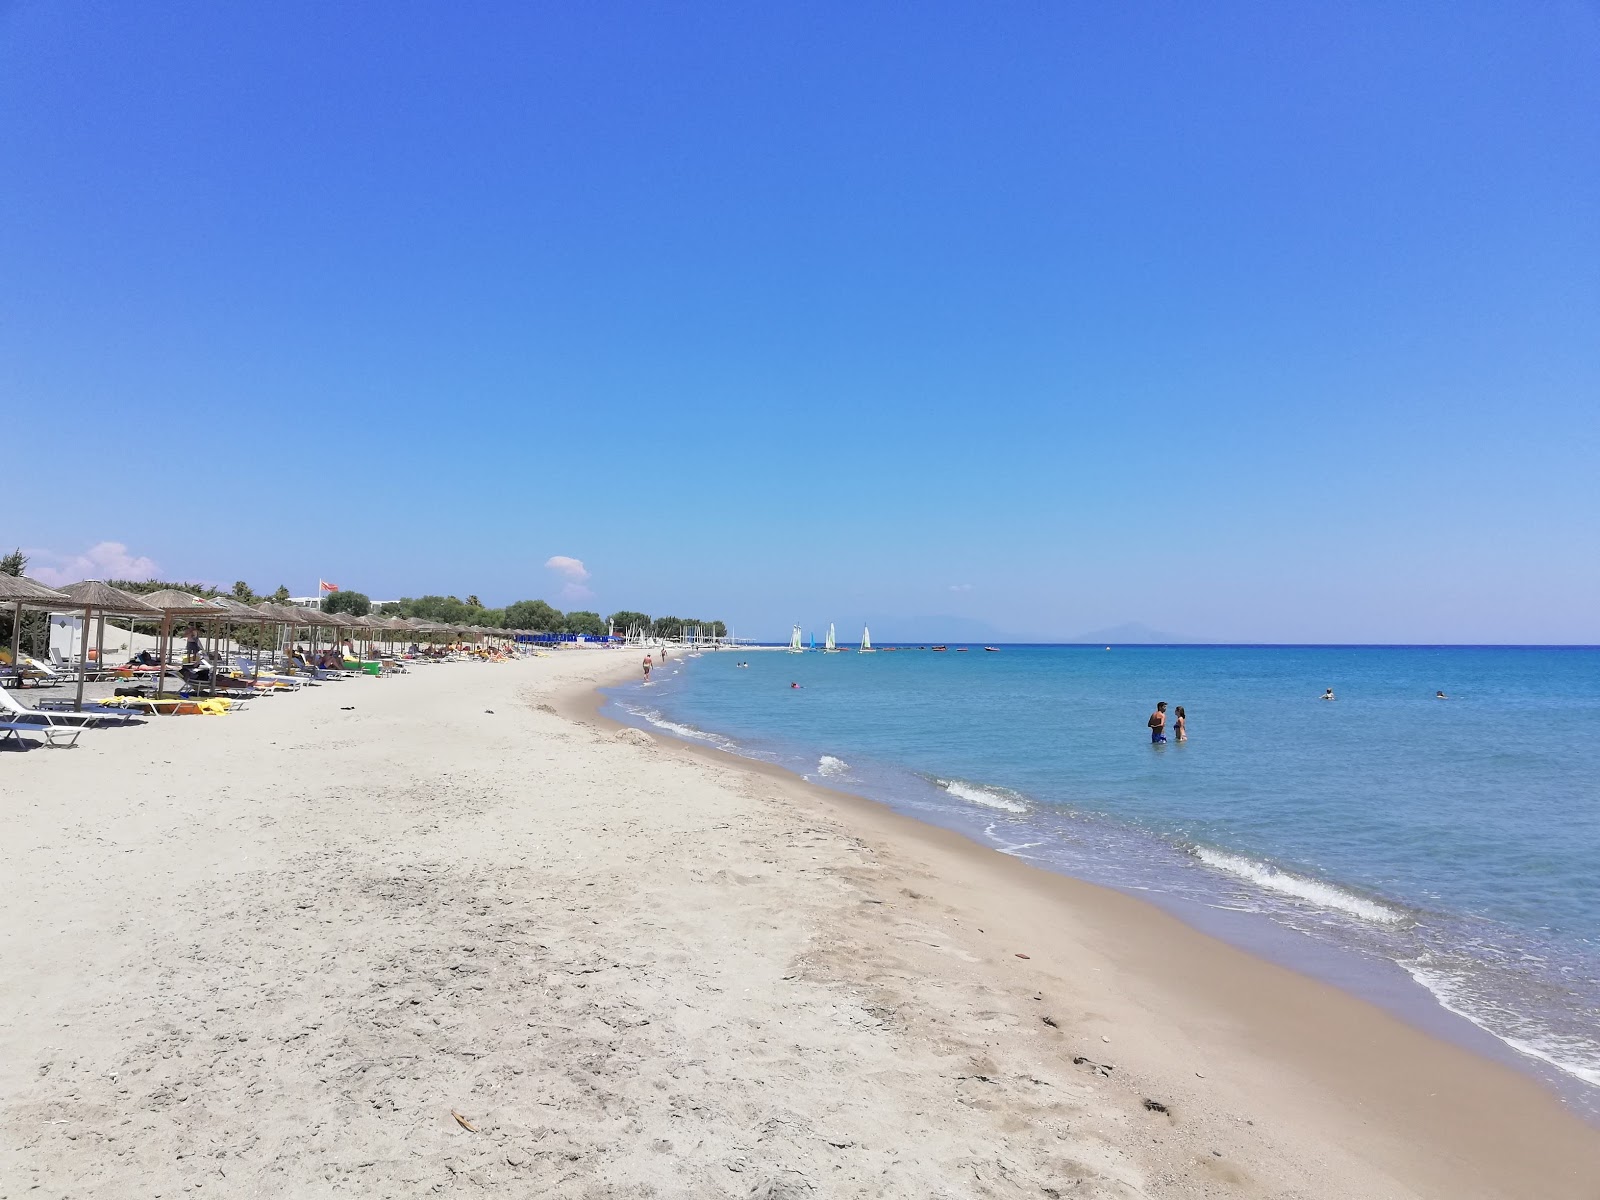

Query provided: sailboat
[788,624,803,653]
[824,623,837,653]
[859,625,875,653]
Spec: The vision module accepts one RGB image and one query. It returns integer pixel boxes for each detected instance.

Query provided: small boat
[984,646,999,652]
[824,623,837,653]
[955,647,969,652]
[788,625,803,653]
[932,645,947,652]
[859,625,875,653]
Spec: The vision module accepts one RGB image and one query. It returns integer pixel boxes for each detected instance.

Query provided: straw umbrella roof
[0,574,70,606]
[140,588,221,617]
[206,596,271,622]
[54,580,160,616]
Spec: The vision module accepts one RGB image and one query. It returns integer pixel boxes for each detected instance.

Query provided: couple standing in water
[1147,701,1186,744]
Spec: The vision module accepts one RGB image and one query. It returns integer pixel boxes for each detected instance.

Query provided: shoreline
[566,666,1600,1196]
[611,650,1600,1113]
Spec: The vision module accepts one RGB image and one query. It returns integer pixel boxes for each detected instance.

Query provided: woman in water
[1174,706,1187,742]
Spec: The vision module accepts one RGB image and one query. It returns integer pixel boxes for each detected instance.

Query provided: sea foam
[817,755,850,777]
[1403,960,1600,1088]
[1193,847,1405,925]
[936,778,1029,814]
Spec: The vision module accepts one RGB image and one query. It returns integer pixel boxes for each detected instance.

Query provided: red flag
[319,579,339,593]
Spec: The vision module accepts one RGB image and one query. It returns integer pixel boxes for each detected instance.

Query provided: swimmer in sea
[1436,690,1448,699]
[1321,688,1335,701]
[790,682,801,689]
[1147,701,1168,744]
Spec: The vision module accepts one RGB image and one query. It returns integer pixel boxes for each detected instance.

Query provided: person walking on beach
[1173,706,1187,742]
[1147,702,1168,744]
[643,654,652,682]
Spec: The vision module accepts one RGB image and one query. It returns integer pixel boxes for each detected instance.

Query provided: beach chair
[232,657,307,689]
[0,720,82,748]
[0,686,138,729]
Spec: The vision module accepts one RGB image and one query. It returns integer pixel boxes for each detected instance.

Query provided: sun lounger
[0,720,81,748]
[0,686,139,728]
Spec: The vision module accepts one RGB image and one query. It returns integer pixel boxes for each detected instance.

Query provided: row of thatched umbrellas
[0,576,532,712]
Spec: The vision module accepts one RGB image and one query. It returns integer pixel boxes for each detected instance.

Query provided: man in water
[1436,690,1448,699]
[1322,688,1336,701]
[1147,701,1168,743]
[643,654,652,682]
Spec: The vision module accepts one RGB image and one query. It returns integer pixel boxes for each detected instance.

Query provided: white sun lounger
[0,686,138,728]
[0,720,81,748]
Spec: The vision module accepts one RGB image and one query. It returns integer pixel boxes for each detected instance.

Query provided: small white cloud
[27,541,161,587]
[544,555,590,582]
[949,583,973,592]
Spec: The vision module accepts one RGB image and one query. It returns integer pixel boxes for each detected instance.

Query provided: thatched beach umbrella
[0,579,68,681]
[204,597,273,677]
[139,589,224,698]
[0,574,70,683]
[54,581,160,711]
[251,602,304,665]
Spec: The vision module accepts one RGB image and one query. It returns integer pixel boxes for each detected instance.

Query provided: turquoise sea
[607,644,1600,1112]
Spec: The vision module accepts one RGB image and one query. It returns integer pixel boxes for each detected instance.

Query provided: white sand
[2,653,1596,1197]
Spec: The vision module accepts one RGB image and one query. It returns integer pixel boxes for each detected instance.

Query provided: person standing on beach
[1174,706,1187,742]
[643,654,652,682]
[1148,702,1168,744]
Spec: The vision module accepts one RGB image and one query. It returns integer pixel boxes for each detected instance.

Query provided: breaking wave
[1192,847,1405,925]
[935,778,1029,814]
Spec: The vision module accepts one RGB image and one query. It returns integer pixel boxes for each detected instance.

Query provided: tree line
[0,551,725,645]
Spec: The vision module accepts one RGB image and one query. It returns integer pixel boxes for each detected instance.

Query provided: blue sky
[3,2,1596,642]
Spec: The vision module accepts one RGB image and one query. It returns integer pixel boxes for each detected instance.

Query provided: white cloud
[544,555,590,582]
[545,556,593,604]
[26,541,161,587]
[949,583,973,592]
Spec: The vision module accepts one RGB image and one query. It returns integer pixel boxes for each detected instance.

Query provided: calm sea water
[608,644,1600,1107]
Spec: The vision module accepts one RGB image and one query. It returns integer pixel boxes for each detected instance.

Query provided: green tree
[652,615,683,639]
[606,610,650,635]
[378,602,403,616]
[323,590,372,616]
[272,585,291,603]
[703,620,727,638]
[232,580,255,601]
[466,594,482,609]
[503,598,563,630]
[562,610,605,637]
[0,548,45,656]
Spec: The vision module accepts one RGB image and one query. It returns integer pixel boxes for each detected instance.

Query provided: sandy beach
[3,651,1597,1198]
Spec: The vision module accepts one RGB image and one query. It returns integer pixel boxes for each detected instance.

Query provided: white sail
[789,624,803,653]
[824,623,836,652]
[860,625,874,652]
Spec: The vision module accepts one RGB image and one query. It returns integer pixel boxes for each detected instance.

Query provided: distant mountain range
[840,616,1212,645]
[1064,622,1210,644]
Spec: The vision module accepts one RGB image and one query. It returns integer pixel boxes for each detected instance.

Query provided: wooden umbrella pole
[74,605,90,712]
[156,614,172,699]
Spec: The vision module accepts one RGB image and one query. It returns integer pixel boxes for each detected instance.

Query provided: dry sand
[2,652,1597,1198]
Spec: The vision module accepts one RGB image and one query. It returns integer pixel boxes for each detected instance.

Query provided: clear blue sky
[3,2,1596,642]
